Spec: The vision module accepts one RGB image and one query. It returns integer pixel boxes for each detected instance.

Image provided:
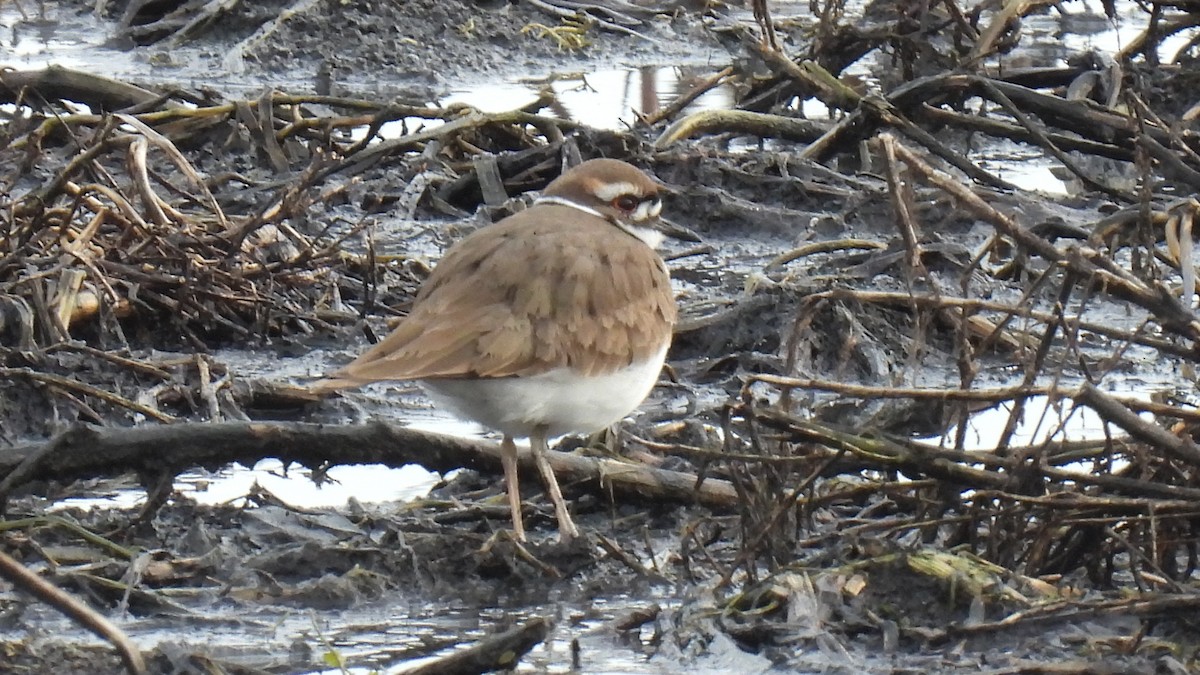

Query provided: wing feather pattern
[314,204,675,391]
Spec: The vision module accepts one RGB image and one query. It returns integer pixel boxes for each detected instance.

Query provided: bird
[313,158,684,544]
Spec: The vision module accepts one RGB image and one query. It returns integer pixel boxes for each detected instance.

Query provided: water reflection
[447,66,736,130]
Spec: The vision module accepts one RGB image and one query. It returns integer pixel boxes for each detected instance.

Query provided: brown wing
[314,205,675,390]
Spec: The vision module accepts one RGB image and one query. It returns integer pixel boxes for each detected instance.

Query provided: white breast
[421,344,669,439]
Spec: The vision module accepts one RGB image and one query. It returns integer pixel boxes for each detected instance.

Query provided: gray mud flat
[3,0,1200,673]
[8,0,738,96]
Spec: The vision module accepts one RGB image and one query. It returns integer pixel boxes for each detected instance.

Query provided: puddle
[448,67,737,131]
[17,596,691,674]
[192,461,437,507]
[48,457,442,511]
[166,412,492,510]
[51,385,487,511]
[921,381,1185,478]
[1,5,141,76]
[974,146,1068,195]
[928,392,1138,451]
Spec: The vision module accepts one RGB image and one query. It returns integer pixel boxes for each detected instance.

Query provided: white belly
[422,345,668,439]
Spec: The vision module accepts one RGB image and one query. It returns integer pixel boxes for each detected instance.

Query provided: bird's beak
[655,216,702,243]
[647,180,701,242]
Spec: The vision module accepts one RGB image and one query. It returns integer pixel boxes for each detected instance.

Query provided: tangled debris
[3,0,1200,672]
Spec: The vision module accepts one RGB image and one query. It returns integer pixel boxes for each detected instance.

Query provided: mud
[56,0,739,97]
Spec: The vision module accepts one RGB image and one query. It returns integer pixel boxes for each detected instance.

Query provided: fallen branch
[654,109,827,147]
[401,617,550,675]
[0,421,738,509]
[0,65,167,111]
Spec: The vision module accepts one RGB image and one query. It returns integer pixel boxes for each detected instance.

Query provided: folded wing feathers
[313,206,675,391]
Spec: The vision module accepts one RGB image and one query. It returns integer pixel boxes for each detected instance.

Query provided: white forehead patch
[593,181,641,202]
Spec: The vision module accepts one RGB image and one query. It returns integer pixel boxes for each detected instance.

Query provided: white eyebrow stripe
[593,181,641,202]
[533,195,606,219]
[537,195,664,248]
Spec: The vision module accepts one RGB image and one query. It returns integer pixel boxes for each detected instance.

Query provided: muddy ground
[3,0,1200,673]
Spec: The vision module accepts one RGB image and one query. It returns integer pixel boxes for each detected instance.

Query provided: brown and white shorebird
[314,158,683,544]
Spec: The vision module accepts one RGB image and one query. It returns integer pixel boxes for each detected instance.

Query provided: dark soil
[67,0,737,97]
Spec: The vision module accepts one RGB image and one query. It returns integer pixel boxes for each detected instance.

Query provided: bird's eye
[613,195,639,212]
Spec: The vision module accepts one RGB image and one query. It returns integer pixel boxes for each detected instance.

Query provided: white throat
[534,196,664,249]
[620,224,665,248]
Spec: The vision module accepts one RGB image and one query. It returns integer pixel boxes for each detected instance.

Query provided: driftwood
[401,617,550,675]
[0,421,738,509]
[0,66,168,112]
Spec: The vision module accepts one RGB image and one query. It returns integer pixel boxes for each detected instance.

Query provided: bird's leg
[531,425,580,544]
[501,435,526,542]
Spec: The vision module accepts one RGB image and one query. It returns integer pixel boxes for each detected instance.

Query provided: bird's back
[316,204,675,389]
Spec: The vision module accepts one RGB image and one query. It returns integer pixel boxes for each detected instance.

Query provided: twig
[639,67,734,126]
[0,550,146,674]
[0,367,177,423]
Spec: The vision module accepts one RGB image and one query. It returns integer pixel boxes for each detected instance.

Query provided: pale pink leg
[530,426,580,544]
[501,435,526,542]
